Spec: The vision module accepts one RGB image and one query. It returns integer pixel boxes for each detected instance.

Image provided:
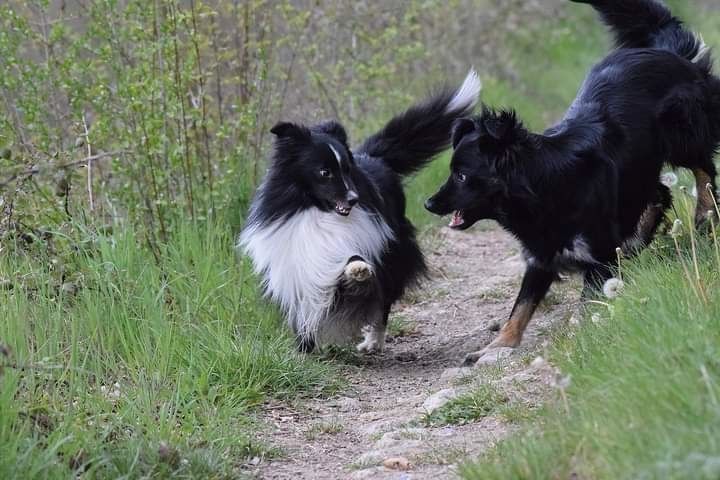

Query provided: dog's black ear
[483,109,518,143]
[452,118,477,149]
[270,122,311,141]
[314,121,348,146]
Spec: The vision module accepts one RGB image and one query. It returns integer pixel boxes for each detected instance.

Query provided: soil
[247,224,581,479]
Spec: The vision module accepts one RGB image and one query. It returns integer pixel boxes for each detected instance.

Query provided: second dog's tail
[572,0,711,69]
[357,69,481,177]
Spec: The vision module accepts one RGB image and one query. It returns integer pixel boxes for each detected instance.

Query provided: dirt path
[250,225,580,479]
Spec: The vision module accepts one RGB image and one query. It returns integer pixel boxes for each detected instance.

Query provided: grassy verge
[0,221,338,478]
[460,2,720,479]
[422,384,507,427]
[462,194,720,480]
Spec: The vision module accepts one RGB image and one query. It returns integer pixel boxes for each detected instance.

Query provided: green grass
[422,384,507,427]
[387,315,418,338]
[462,200,720,479]
[3,1,720,478]
[0,221,338,478]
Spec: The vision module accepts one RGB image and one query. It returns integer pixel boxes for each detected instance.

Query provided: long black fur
[426,0,720,359]
[241,73,479,352]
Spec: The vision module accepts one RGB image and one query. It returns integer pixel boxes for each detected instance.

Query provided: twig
[0,151,127,191]
[82,114,94,211]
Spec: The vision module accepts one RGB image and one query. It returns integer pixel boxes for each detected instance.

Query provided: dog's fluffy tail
[572,0,712,70]
[358,69,481,176]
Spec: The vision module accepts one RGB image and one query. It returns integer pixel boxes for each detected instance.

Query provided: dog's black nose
[346,190,359,206]
[424,198,435,212]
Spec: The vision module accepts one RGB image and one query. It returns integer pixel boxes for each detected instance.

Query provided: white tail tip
[446,68,482,114]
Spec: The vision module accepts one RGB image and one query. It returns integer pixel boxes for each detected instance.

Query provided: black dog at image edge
[426,0,720,365]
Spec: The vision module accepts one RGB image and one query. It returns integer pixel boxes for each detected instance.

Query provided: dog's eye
[319,169,333,179]
[455,172,467,183]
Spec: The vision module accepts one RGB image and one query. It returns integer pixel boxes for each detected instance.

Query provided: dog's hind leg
[692,164,718,227]
[463,265,555,366]
[622,183,673,255]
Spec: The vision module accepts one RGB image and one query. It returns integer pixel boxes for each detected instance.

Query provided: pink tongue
[449,211,464,228]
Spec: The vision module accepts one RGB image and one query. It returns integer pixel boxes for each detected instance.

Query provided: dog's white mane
[238,207,394,339]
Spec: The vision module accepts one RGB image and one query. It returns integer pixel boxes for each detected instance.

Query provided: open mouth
[448,210,465,229]
[335,202,352,216]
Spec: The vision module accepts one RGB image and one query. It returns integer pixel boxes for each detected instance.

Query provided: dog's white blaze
[238,208,394,339]
[328,144,342,167]
[328,143,350,189]
[446,68,482,114]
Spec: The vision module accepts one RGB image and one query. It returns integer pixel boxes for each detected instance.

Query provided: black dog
[240,71,481,353]
[426,0,720,365]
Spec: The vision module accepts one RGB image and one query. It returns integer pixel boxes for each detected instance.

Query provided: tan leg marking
[693,168,715,225]
[489,301,536,348]
[624,202,665,253]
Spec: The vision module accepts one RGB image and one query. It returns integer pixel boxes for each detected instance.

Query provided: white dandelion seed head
[530,356,547,369]
[552,373,572,390]
[660,172,678,188]
[603,278,625,299]
[671,219,683,238]
[591,313,602,325]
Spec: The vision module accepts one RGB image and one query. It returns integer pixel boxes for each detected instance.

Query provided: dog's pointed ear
[270,122,311,141]
[452,118,477,149]
[482,109,518,143]
[314,121,348,146]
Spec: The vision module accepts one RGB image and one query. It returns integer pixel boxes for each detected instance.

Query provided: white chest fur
[238,208,394,337]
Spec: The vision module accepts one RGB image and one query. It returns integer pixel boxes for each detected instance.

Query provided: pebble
[335,396,362,412]
[383,456,411,471]
[439,367,473,384]
[419,388,457,414]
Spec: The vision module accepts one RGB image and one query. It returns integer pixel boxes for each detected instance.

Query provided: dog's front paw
[462,346,515,367]
[356,329,385,354]
[462,350,483,367]
[344,259,373,283]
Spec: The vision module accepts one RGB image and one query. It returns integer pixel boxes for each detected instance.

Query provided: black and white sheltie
[426,0,720,365]
[239,71,481,353]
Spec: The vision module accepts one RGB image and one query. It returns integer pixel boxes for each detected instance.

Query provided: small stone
[383,456,411,471]
[420,388,457,414]
[439,367,473,384]
[335,396,361,412]
[474,347,514,366]
[375,430,425,449]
